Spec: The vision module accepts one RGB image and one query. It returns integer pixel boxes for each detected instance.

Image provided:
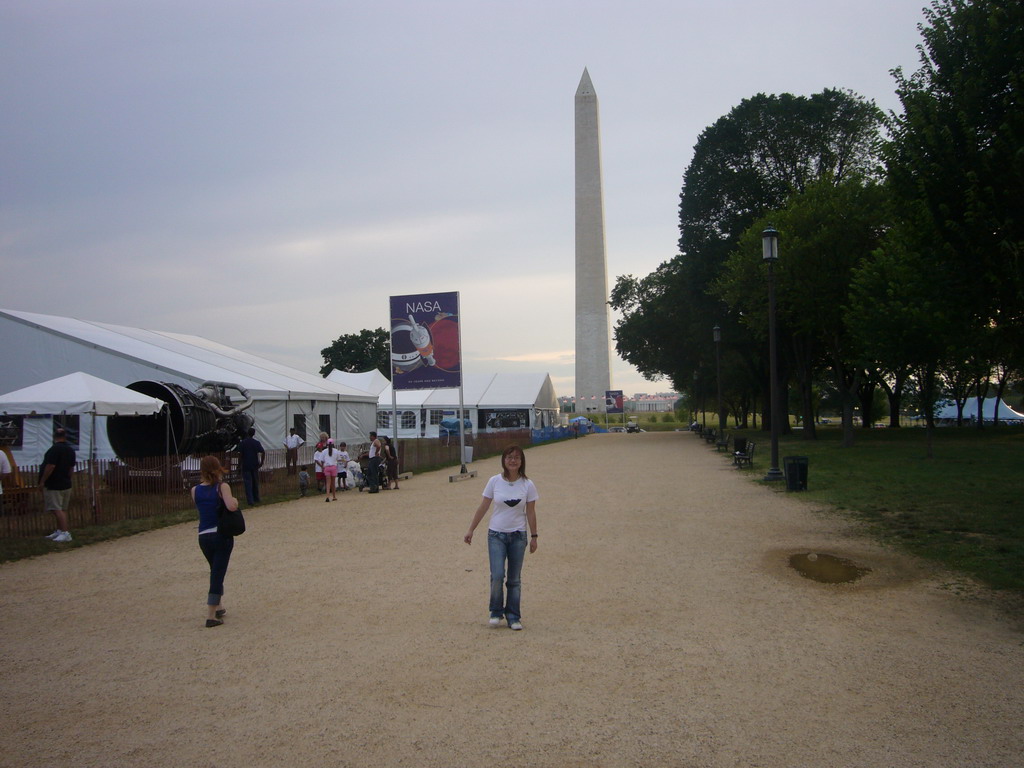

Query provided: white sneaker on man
[509,621,523,631]
[488,616,502,628]
[45,530,61,539]
[52,531,73,543]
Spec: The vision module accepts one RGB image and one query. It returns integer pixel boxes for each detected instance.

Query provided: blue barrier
[530,425,610,442]
[531,426,573,443]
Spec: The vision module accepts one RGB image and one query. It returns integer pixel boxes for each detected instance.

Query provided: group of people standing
[292,429,399,499]
[313,435,350,501]
[365,431,399,494]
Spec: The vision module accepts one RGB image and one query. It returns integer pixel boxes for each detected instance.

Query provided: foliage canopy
[319,327,390,377]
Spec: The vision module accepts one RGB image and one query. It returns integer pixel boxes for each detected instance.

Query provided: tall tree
[320,328,390,377]
[845,223,962,457]
[714,178,890,445]
[887,0,1024,339]
[612,89,884,423]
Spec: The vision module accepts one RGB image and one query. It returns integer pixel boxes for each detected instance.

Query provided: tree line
[610,0,1023,452]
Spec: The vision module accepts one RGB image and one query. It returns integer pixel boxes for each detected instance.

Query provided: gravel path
[1,431,1021,767]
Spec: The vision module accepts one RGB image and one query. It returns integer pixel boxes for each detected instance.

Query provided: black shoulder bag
[216,483,246,537]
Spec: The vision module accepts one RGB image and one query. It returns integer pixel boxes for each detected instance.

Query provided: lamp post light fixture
[762,226,784,482]
[713,325,725,435]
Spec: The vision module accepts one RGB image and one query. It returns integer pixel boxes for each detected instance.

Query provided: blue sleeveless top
[195,483,222,532]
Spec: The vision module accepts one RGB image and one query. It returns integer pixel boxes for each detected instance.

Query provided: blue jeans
[488,530,527,622]
[242,468,260,504]
[367,457,382,492]
[199,532,234,606]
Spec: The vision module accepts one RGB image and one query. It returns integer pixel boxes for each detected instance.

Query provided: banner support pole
[457,291,467,473]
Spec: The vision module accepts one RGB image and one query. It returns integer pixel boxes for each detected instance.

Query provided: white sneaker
[509,621,523,631]
[45,530,61,539]
[488,616,502,628]
[52,531,73,543]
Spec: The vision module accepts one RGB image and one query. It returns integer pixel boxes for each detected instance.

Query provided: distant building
[559,392,679,414]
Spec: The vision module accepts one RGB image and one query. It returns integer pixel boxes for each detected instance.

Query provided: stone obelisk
[575,68,612,414]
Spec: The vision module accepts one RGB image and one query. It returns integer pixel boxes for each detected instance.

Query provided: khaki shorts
[43,488,72,512]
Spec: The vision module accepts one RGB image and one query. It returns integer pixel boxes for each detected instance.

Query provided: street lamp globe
[762,226,779,262]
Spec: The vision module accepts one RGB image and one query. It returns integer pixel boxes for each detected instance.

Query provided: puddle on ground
[789,552,871,584]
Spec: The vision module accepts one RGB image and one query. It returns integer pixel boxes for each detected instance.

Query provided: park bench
[716,433,730,452]
[733,441,755,468]
[703,427,717,444]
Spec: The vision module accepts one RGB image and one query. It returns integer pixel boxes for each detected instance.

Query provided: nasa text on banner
[389,292,462,391]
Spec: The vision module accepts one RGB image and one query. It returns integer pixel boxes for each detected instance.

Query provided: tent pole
[90,410,98,522]
[457,296,467,473]
[391,383,398,470]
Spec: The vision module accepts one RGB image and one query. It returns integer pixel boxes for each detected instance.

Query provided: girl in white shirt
[463,445,539,630]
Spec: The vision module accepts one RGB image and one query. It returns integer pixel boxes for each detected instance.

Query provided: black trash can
[733,437,747,455]
[783,456,809,491]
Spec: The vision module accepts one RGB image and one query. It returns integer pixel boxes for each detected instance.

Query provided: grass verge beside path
[0,491,298,564]
[728,426,1024,592]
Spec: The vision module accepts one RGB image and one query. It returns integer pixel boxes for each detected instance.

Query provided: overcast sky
[1,0,927,399]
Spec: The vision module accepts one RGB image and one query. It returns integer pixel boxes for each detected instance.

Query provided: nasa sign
[389,291,462,391]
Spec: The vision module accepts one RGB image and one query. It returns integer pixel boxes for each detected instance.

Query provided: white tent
[0,372,165,418]
[369,372,560,439]
[935,396,1024,423]
[0,308,378,461]
[0,372,166,507]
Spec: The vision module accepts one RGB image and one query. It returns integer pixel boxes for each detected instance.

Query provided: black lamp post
[713,325,725,435]
[762,226,784,482]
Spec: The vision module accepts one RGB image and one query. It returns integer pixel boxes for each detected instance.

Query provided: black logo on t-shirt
[503,499,521,507]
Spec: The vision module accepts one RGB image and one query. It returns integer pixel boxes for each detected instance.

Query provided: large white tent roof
[376,372,558,410]
[1,308,375,403]
[0,371,165,416]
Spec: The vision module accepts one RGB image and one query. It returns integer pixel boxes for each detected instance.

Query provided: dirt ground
[1,432,1022,768]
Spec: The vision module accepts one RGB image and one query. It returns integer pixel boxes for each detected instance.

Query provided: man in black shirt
[39,427,76,543]
[238,428,265,506]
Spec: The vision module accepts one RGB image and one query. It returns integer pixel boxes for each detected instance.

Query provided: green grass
[0,506,198,563]
[732,426,1024,592]
[0,490,300,564]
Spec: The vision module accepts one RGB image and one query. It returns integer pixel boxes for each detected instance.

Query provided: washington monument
[574,68,612,414]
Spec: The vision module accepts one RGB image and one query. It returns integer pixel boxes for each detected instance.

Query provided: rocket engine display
[107,380,255,458]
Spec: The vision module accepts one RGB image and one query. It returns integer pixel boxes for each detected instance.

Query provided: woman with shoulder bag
[191,455,240,628]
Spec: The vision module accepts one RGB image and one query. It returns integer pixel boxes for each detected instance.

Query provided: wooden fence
[0,431,532,538]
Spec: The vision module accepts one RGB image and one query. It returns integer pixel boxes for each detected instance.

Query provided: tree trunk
[833,358,860,448]
[993,377,1009,427]
[887,371,907,428]
[920,364,938,459]
[798,378,816,439]
[857,378,876,429]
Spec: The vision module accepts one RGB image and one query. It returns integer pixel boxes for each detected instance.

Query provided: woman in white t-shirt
[463,445,539,631]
